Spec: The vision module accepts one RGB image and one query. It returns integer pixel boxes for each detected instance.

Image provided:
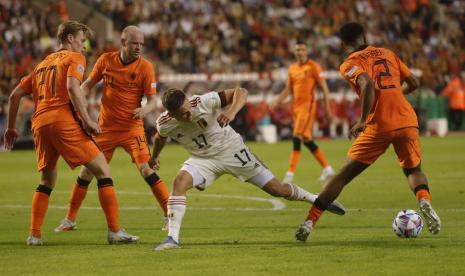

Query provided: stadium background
[1,2,465,274]
[0,0,464,149]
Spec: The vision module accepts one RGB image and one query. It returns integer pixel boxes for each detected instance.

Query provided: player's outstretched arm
[349,73,375,139]
[217,87,248,127]
[270,83,291,110]
[4,86,29,149]
[67,76,101,135]
[402,74,420,95]
[149,132,167,170]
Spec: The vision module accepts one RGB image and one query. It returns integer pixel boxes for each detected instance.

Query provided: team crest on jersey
[130,72,137,80]
[197,118,208,128]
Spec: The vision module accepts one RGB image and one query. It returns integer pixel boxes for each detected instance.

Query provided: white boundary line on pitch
[2,191,465,212]
[1,205,465,212]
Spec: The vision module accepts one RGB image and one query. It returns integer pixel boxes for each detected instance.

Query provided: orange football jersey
[18,50,86,130]
[88,52,157,131]
[288,59,323,113]
[339,45,418,133]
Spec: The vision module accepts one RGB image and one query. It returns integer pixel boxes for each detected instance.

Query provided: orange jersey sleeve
[66,52,86,82]
[88,54,106,83]
[339,46,418,133]
[142,62,157,95]
[18,73,33,94]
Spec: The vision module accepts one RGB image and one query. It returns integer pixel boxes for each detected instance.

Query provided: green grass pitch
[1,135,464,275]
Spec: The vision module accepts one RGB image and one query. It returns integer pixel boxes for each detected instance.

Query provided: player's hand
[84,120,102,136]
[132,108,146,120]
[4,128,19,150]
[217,111,235,127]
[148,157,161,170]
[349,121,366,140]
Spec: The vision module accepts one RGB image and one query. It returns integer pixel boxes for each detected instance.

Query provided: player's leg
[301,107,334,181]
[55,122,137,243]
[283,136,302,183]
[125,130,170,224]
[28,125,59,245]
[296,131,388,241]
[55,166,95,232]
[294,159,369,242]
[393,127,441,234]
[303,139,335,181]
[155,167,196,251]
[55,137,115,232]
[28,168,57,246]
[284,110,306,182]
[138,162,169,229]
[84,153,139,244]
[248,168,345,215]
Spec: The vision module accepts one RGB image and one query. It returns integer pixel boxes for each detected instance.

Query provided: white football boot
[54,218,76,232]
[154,236,180,251]
[107,229,139,244]
[319,166,335,181]
[295,220,313,242]
[26,235,43,246]
[419,199,441,234]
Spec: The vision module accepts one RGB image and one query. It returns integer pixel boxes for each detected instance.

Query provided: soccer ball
[392,209,423,238]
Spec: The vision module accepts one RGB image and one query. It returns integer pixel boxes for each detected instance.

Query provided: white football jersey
[156,92,244,158]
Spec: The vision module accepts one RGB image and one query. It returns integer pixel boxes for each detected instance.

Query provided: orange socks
[145,173,169,217]
[97,178,120,232]
[288,150,301,173]
[30,185,52,237]
[305,198,328,225]
[306,206,324,226]
[312,148,330,168]
[414,184,431,202]
[66,177,90,221]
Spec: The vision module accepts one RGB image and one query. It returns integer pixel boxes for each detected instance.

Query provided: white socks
[285,183,317,203]
[167,196,186,243]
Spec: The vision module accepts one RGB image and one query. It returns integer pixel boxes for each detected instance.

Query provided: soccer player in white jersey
[149,87,346,250]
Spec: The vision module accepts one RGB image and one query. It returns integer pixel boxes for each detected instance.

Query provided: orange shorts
[94,128,150,165]
[348,127,421,168]
[33,121,101,171]
[293,103,316,139]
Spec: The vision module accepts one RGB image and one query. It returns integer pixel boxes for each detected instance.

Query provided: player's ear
[67,33,74,44]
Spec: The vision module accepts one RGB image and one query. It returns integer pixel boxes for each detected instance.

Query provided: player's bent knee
[172,172,194,195]
[84,153,111,179]
[138,163,153,178]
[403,165,422,177]
[292,137,302,151]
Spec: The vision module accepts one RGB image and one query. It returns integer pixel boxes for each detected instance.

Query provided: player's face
[169,100,192,122]
[69,30,87,54]
[294,44,308,63]
[123,33,144,60]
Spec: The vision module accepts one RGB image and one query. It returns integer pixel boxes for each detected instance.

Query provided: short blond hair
[56,21,92,44]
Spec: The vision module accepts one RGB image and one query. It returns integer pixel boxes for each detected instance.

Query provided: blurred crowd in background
[1,0,464,148]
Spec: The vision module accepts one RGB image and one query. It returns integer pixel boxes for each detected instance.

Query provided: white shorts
[181,146,275,190]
